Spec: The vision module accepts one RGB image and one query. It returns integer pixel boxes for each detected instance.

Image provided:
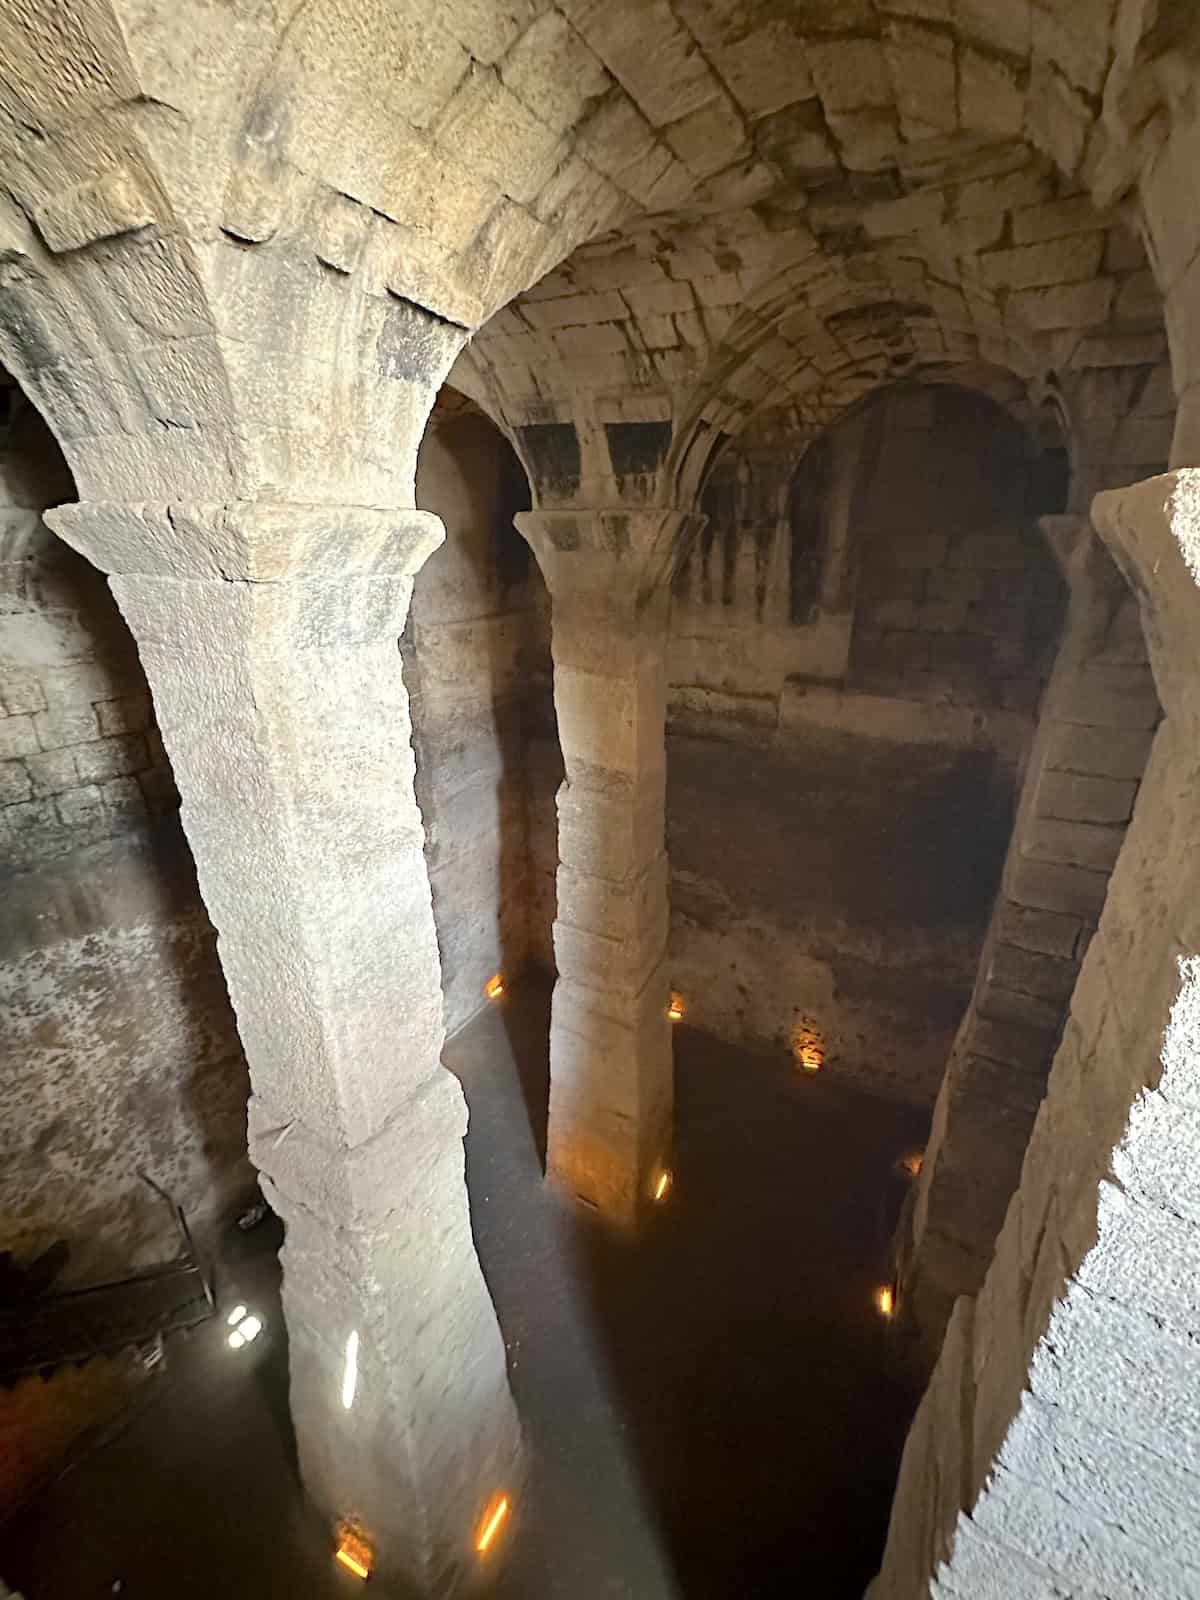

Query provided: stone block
[99,776,148,826]
[434,65,565,207]
[24,748,78,796]
[1010,856,1110,917]
[0,759,32,805]
[978,983,1064,1034]
[557,853,668,943]
[7,795,62,838]
[1036,771,1136,825]
[0,713,39,760]
[971,1014,1059,1074]
[523,290,629,329]
[38,661,121,707]
[1044,722,1155,780]
[1023,817,1125,872]
[557,780,663,884]
[994,902,1081,960]
[553,901,669,991]
[1010,279,1115,330]
[95,695,152,736]
[54,784,105,830]
[555,664,666,777]
[956,165,1054,219]
[1011,196,1112,245]
[980,235,1103,291]
[622,278,695,318]
[989,943,1078,1004]
[0,674,45,715]
[33,703,98,750]
[74,735,149,785]
[1056,663,1160,729]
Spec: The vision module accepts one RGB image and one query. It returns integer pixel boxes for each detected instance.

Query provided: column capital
[515,506,702,606]
[1093,469,1200,730]
[45,499,444,583]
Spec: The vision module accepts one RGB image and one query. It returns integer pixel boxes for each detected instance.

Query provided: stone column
[897,515,1158,1354]
[47,498,521,1597]
[516,507,694,1224]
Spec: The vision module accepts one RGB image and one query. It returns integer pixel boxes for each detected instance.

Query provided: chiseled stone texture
[868,471,1200,1600]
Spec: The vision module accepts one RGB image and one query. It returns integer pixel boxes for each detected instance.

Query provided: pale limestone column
[516,507,695,1224]
[47,498,521,1597]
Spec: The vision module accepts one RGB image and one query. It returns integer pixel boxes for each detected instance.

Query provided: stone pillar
[868,472,1200,1600]
[47,498,521,1597]
[897,515,1158,1355]
[516,507,693,1224]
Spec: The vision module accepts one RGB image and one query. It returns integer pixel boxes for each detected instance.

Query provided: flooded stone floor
[1,976,927,1599]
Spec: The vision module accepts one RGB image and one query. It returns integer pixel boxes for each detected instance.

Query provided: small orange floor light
[667,993,685,1022]
[653,1169,673,1203]
[476,1495,511,1555]
[877,1285,896,1319]
[791,1020,824,1073]
[486,974,505,1001]
[900,1151,924,1178]
[334,1527,373,1581]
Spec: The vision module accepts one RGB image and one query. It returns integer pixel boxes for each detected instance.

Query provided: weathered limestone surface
[901,516,1158,1344]
[517,506,691,1222]
[49,496,520,1596]
[868,470,1200,1600]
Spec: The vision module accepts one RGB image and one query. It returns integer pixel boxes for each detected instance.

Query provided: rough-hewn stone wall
[0,382,248,1277]
[405,404,554,1035]
[664,384,1064,1103]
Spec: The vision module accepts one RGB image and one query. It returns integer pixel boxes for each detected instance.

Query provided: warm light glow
[653,1170,672,1202]
[228,1329,245,1350]
[667,993,685,1022]
[476,1496,511,1554]
[877,1285,895,1318]
[342,1330,359,1411]
[486,974,505,1000]
[791,1020,825,1073]
[226,1304,247,1326]
[335,1530,373,1580]
[901,1151,923,1178]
